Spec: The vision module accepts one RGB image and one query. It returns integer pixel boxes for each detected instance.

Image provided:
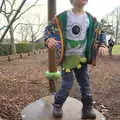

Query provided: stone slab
[21,95,106,120]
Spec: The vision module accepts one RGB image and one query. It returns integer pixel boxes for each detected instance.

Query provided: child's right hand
[47,38,57,48]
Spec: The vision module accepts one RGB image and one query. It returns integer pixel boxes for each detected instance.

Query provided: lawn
[112,45,120,55]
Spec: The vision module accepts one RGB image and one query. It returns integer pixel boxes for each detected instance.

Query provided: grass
[112,45,120,55]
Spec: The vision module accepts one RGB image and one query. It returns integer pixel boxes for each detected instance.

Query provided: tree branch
[0,0,28,42]
[0,25,8,30]
[1,0,7,16]
[0,0,5,13]
[15,0,39,21]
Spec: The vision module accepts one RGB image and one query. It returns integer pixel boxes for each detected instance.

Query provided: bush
[0,43,45,56]
[16,43,32,53]
[0,44,11,56]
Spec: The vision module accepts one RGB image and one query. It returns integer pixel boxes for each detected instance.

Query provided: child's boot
[52,104,63,118]
[82,105,96,119]
[81,96,96,119]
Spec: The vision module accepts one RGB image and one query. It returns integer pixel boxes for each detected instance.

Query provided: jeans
[54,64,93,106]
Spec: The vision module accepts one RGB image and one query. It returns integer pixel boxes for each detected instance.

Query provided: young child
[45,0,107,119]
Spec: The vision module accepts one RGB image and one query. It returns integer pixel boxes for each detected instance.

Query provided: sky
[14,0,120,21]
[57,0,120,21]
[1,0,120,40]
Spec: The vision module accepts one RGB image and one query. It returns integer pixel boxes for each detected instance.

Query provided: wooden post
[48,0,56,93]
[48,0,56,21]
[48,48,57,93]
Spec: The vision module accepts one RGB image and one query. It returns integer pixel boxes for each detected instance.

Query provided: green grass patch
[112,45,120,55]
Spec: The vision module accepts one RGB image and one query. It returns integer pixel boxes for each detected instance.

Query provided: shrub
[0,43,45,56]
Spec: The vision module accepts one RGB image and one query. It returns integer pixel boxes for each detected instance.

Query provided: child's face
[72,0,88,8]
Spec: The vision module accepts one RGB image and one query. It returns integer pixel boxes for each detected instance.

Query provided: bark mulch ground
[0,54,120,120]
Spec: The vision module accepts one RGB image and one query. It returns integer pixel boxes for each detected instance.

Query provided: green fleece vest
[57,11,98,64]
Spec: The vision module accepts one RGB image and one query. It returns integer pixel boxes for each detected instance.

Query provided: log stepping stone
[21,95,106,120]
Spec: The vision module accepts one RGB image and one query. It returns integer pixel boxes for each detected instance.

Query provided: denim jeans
[54,64,93,106]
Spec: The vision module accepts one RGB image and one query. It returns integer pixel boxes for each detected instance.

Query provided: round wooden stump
[21,95,105,120]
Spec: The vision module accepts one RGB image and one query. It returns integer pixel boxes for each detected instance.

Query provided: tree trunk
[9,26,16,55]
[6,17,16,55]
[115,20,119,45]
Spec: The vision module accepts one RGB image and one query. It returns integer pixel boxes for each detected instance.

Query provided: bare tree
[29,17,46,42]
[114,8,120,44]
[100,18,114,35]
[16,18,47,43]
[0,0,39,54]
[17,23,30,42]
[103,6,120,44]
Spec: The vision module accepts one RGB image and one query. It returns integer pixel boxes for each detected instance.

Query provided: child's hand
[47,38,57,48]
[98,46,108,56]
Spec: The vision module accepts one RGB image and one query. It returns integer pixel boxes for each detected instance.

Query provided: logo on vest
[72,25,81,35]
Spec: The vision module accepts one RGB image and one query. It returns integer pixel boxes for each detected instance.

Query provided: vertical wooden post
[48,0,56,21]
[48,0,57,93]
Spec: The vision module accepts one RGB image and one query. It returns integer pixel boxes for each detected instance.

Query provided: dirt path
[0,54,120,120]
[92,56,120,120]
